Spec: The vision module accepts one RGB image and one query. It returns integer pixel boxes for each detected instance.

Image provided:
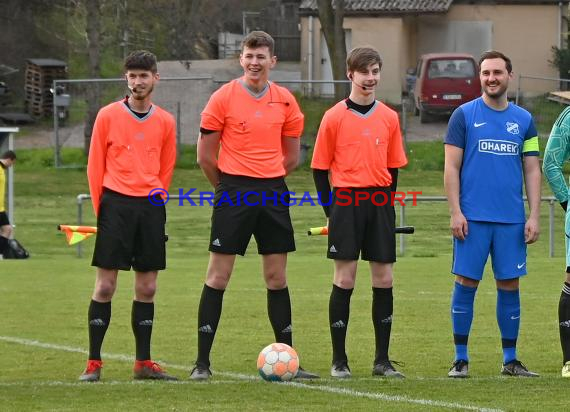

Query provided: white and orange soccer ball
[257,343,299,382]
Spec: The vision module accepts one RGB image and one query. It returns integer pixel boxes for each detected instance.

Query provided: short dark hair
[241,31,275,56]
[124,50,158,73]
[346,47,383,72]
[1,150,16,160]
[479,50,512,73]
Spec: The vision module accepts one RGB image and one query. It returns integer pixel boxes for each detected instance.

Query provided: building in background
[299,0,569,103]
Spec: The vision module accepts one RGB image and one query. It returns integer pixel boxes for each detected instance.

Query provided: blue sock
[497,288,520,364]
[451,282,477,362]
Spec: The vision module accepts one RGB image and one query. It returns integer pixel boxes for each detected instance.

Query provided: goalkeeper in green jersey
[543,105,570,378]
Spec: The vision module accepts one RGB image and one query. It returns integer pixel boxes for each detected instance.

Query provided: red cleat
[79,359,103,382]
[133,360,178,381]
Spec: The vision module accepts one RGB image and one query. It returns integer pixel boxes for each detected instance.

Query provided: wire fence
[516,74,570,137]
[52,77,212,167]
[49,73,570,168]
[51,78,410,168]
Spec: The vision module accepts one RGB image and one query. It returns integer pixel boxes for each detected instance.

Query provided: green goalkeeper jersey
[543,106,570,204]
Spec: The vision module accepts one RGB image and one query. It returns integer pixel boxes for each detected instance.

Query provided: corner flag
[57,225,97,245]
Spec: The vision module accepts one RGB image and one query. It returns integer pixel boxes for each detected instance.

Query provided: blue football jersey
[445,97,539,223]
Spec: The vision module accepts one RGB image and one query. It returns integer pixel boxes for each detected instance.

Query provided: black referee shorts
[92,189,167,272]
[327,187,396,262]
[208,173,295,256]
[0,211,9,227]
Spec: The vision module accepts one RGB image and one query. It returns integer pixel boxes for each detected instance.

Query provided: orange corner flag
[58,225,97,245]
[307,226,328,236]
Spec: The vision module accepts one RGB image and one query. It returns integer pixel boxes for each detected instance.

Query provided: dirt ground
[404,113,450,142]
[10,123,81,150]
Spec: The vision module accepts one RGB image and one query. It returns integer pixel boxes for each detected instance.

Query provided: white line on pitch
[0,335,256,381]
[0,380,241,387]
[319,376,508,383]
[0,335,502,411]
[284,381,503,412]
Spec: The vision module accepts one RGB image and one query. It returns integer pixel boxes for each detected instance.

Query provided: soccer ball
[257,343,299,382]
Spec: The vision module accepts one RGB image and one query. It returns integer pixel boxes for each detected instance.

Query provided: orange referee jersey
[311,100,407,187]
[200,78,304,178]
[87,100,176,216]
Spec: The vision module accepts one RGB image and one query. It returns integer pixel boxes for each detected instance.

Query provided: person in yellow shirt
[0,150,16,257]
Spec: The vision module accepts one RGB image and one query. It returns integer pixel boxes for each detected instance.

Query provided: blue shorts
[452,221,527,281]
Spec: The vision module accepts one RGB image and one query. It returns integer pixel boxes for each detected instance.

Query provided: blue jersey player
[444,51,541,378]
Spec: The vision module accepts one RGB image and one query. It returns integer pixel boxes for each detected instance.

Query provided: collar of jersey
[238,78,270,99]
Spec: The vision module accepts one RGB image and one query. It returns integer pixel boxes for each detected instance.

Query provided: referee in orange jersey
[80,50,177,382]
[311,47,408,379]
[190,31,318,380]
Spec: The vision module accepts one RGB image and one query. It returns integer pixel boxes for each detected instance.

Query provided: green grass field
[1,150,569,411]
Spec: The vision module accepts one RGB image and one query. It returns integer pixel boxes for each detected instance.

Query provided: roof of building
[300,0,453,15]
[454,0,568,4]
[299,0,568,16]
[26,59,67,68]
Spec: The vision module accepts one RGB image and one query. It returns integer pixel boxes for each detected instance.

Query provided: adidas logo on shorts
[329,245,337,253]
[212,238,221,247]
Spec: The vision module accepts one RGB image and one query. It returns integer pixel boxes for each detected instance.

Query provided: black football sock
[132,301,154,361]
[0,236,8,255]
[559,282,570,363]
[88,300,111,360]
[196,284,225,368]
[372,287,393,364]
[267,287,293,347]
[329,284,353,364]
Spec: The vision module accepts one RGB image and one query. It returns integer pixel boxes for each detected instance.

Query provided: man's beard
[484,82,508,99]
[131,84,153,100]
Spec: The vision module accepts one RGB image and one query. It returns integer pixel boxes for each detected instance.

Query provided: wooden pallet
[548,91,570,105]
[24,62,66,118]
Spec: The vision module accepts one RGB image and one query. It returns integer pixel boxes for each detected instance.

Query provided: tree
[549,7,570,90]
[551,46,570,80]
[0,0,69,103]
[142,0,252,59]
[84,0,102,155]
[317,0,348,99]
